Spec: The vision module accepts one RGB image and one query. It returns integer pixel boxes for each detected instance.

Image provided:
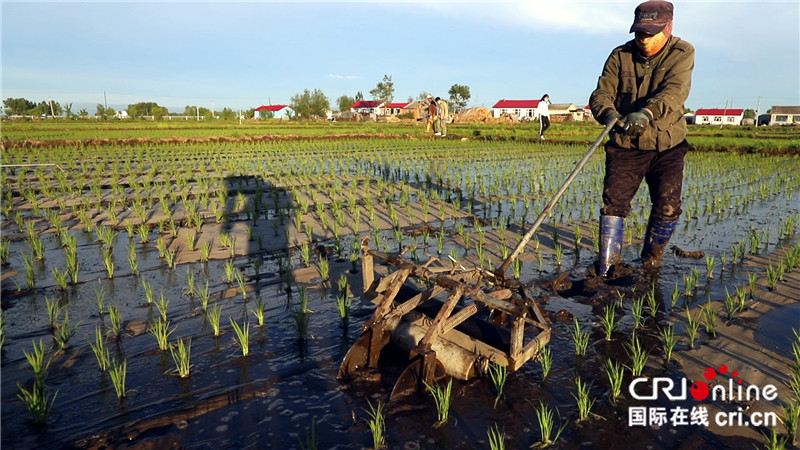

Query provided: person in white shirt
[538,94,551,140]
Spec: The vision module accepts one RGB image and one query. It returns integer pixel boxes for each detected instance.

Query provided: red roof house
[694,108,744,126]
[254,104,293,120]
[492,100,541,120]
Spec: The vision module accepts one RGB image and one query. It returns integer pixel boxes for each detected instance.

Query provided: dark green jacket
[589,36,694,151]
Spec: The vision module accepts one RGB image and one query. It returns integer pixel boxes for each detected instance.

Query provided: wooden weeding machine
[338,123,614,398]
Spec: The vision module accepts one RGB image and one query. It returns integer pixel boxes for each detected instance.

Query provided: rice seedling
[22,339,52,387]
[251,297,266,326]
[554,244,563,266]
[142,278,154,304]
[45,296,63,331]
[598,304,618,341]
[109,358,127,400]
[781,400,799,445]
[748,272,758,298]
[659,323,677,366]
[760,427,788,450]
[230,318,250,357]
[207,304,223,337]
[298,417,317,450]
[538,345,552,381]
[0,238,10,265]
[701,303,717,338]
[169,337,192,378]
[100,245,115,279]
[199,241,212,263]
[126,241,139,276]
[364,399,386,449]
[137,223,150,244]
[234,269,248,301]
[53,309,79,351]
[487,424,505,450]
[164,248,176,269]
[17,381,57,425]
[198,280,211,312]
[789,366,800,402]
[685,306,700,349]
[723,288,738,323]
[631,296,645,330]
[605,358,625,405]
[625,334,650,377]
[569,317,589,356]
[530,401,566,448]
[792,328,800,365]
[424,378,453,426]
[22,253,36,290]
[645,283,658,318]
[108,305,123,339]
[155,292,170,321]
[89,326,111,371]
[705,255,715,279]
[670,282,681,309]
[149,318,174,351]
[766,262,779,290]
[335,274,351,322]
[572,376,595,421]
[488,361,508,408]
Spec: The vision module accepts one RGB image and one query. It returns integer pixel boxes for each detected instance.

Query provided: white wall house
[694,108,744,126]
[766,106,800,126]
[492,100,540,120]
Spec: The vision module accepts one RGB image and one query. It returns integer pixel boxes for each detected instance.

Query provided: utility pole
[755,96,761,125]
[48,97,55,118]
[211,101,214,119]
[104,91,108,119]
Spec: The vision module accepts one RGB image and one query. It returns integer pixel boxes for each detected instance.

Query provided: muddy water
[2,156,798,449]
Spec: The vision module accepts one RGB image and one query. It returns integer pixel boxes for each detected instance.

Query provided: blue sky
[2,1,798,114]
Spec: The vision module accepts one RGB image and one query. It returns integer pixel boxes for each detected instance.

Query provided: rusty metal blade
[337,332,374,380]
[389,357,446,401]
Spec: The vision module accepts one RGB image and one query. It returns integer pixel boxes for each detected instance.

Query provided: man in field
[589,0,695,276]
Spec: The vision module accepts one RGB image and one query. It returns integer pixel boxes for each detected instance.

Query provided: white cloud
[328,74,361,79]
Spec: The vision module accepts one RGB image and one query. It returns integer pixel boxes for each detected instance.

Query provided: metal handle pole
[496,122,614,276]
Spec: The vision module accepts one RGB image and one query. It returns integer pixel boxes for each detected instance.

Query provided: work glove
[603,110,624,129]
[622,109,653,137]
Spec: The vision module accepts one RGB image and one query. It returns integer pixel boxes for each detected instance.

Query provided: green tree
[96,103,107,118]
[355,91,364,101]
[219,107,236,120]
[448,84,471,114]
[79,108,89,117]
[128,102,164,118]
[743,109,756,119]
[64,103,74,118]
[290,88,330,119]
[3,97,35,115]
[369,75,394,103]
[337,95,355,112]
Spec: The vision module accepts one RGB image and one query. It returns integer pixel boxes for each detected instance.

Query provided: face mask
[636,31,668,56]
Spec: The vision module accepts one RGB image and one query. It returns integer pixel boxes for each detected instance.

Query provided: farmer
[435,96,449,137]
[425,94,436,133]
[537,94,551,140]
[589,0,695,276]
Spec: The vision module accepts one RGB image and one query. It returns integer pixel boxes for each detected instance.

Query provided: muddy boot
[596,215,624,277]
[641,218,677,269]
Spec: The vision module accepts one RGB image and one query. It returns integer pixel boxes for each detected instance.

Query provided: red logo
[690,365,743,401]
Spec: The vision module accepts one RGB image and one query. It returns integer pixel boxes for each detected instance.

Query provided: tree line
[3,75,473,120]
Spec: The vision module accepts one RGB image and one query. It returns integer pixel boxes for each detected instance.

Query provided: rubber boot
[597,215,624,277]
[641,217,677,269]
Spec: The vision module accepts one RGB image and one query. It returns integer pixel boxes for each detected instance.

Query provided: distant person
[435,97,449,137]
[589,0,694,276]
[425,94,436,133]
[537,94,551,140]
